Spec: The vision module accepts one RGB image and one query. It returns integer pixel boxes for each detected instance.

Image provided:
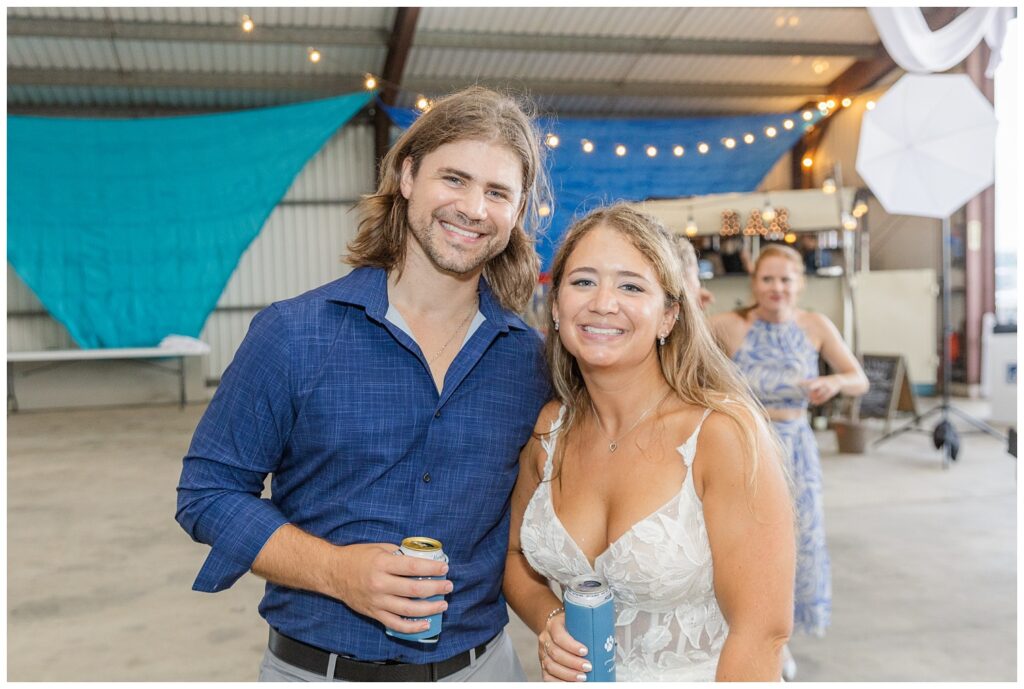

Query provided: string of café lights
[236,13,877,242]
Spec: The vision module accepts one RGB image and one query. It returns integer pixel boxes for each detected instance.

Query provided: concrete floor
[6,399,1016,681]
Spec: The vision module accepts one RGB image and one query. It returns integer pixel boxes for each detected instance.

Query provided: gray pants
[258,628,526,682]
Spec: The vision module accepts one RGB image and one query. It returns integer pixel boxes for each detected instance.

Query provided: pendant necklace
[428,302,477,365]
[591,389,672,453]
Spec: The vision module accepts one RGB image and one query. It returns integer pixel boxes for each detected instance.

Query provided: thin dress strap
[540,405,567,481]
[678,408,714,468]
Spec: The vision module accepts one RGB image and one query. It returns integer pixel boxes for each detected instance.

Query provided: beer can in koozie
[563,574,616,682]
[385,537,448,643]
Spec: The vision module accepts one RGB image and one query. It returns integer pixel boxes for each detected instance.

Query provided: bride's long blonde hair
[544,204,782,490]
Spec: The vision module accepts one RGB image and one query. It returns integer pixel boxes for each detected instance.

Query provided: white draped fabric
[869,7,1015,77]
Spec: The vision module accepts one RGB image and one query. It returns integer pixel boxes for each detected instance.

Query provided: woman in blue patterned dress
[711,244,867,673]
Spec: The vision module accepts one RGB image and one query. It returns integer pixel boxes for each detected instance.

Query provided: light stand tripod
[873,216,1006,468]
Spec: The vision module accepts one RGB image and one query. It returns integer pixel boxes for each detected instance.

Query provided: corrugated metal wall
[7,122,375,382]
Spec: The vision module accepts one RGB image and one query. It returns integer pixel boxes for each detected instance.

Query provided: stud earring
[659,335,666,346]
[554,320,559,331]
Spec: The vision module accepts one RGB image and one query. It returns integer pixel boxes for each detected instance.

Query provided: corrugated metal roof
[627,54,856,85]
[664,7,878,42]
[8,36,120,70]
[406,48,853,88]
[7,84,306,112]
[8,36,383,75]
[6,6,395,28]
[115,41,383,75]
[418,7,691,38]
[418,6,877,43]
[407,48,637,82]
[7,6,887,117]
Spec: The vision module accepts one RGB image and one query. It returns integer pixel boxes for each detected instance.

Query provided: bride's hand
[538,610,591,682]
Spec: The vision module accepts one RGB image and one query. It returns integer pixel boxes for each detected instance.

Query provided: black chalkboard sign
[859,354,918,430]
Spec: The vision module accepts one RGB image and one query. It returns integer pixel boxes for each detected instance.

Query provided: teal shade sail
[8,91,372,348]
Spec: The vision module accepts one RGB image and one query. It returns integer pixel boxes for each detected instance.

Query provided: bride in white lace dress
[504,204,795,681]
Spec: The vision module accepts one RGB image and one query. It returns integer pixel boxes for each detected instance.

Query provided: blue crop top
[732,318,819,410]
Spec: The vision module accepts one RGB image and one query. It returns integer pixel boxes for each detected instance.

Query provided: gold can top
[401,536,443,553]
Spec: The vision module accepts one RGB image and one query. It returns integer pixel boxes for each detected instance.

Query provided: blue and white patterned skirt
[773,417,831,637]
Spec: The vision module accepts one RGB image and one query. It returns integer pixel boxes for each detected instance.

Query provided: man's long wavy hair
[544,204,784,492]
[347,86,549,313]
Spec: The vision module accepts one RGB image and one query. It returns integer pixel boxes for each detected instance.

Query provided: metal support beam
[827,7,963,97]
[791,122,828,189]
[8,67,828,100]
[7,17,881,59]
[413,30,881,58]
[375,8,420,172]
[964,41,997,387]
[7,67,367,93]
[407,76,823,99]
[792,8,964,188]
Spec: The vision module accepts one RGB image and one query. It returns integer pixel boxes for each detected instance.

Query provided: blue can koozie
[564,574,616,682]
[384,537,448,643]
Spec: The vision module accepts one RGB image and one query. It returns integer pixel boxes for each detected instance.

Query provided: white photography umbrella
[857,72,1003,467]
[856,73,996,219]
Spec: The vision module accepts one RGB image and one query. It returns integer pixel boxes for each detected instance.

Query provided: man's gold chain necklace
[428,302,477,365]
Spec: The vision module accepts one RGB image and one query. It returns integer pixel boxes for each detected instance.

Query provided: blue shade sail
[8,91,373,348]
[382,107,823,270]
[377,98,421,130]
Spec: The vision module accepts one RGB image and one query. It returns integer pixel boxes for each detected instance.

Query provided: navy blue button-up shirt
[176,266,550,662]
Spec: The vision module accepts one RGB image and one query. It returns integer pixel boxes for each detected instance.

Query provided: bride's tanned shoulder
[533,399,564,434]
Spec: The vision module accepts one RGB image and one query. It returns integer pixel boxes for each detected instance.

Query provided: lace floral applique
[520,407,729,681]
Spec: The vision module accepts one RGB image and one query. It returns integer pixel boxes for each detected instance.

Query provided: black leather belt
[267,627,494,682]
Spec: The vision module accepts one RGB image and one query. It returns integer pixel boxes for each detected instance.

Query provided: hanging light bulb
[802,156,814,169]
[615,144,627,157]
[307,47,322,63]
[697,142,710,154]
[866,100,876,110]
[822,177,836,194]
[581,139,594,153]
[415,95,430,111]
[538,203,551,218]
[545,133,560,149]
[646,145,658,157]
[363,73,378,90]
[853,196,869,218]
[783,119,795,130]
[841,97,853,107]
[802,110,814,121]
[765,126,778,138]
[241,14,255,32]
[743,133,755,144]
[673,145,685,157]
[685,213,698,237]
[762,200,776,223]
[826,98,836,109]
[722,137,736,149]
[841,211,858,231]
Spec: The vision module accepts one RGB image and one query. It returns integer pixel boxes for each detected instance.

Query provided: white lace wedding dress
[520,407,728,681]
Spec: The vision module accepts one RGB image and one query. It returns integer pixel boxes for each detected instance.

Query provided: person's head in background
[672,234,715,310]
